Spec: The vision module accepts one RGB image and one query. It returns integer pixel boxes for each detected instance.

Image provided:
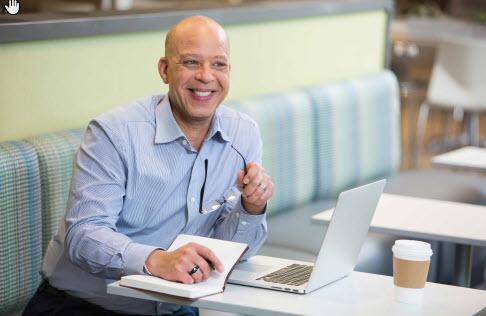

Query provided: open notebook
[119,235,248,299]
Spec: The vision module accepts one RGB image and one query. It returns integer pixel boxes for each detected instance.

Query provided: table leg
[454,244,472,287]
[466,112,480,147]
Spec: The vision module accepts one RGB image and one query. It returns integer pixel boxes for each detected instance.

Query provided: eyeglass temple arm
[231,144,247,174]
[199,159,209,213]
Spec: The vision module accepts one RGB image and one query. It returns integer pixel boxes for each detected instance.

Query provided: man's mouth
[189,89,215,100]
[194,90,211,97]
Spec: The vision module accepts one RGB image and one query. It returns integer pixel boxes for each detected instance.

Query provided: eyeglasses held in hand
[199,144,247,214]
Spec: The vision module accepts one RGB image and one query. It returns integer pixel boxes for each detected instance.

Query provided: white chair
[415,37,486,164]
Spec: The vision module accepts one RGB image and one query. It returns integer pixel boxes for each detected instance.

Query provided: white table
[311,194,486,287]
[431,146,486,172]
[108,256,486,316]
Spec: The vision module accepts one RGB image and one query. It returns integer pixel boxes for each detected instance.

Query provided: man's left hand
[236,162,274,214]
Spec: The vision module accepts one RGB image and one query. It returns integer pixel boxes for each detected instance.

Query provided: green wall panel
[0,11,386,141]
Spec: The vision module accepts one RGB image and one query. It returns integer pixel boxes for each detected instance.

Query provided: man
[23,16,273,316]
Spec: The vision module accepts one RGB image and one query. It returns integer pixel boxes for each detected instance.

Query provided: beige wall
[0,11,387,141]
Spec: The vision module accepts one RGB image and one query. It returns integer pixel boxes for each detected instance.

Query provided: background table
[431,146,486,172]
[311,194,486,287]
[108,256,486,316]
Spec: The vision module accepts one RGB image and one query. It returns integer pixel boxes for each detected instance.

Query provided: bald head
[157,15,231,132]
[165,16,229,57]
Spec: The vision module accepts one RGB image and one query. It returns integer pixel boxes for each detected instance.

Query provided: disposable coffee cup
[392,240,433,304]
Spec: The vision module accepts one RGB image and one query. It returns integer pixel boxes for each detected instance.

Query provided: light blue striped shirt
[42,94,267,315]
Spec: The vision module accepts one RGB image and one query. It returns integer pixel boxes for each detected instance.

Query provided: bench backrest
[0,142,42,315]
[228,70,400,214]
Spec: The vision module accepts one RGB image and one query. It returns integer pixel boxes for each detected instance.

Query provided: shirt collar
[154,95,185,144]
[154,95,231,144]
[207,107,231,142]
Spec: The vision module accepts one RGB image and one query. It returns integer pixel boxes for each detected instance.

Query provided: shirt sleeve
[64,120,156,280]
[211,119,268,259]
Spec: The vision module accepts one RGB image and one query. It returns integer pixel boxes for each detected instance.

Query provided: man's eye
[183,60,199,66]
[213,62,228,69]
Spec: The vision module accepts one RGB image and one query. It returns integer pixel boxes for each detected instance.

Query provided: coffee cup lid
[392,240,433,260]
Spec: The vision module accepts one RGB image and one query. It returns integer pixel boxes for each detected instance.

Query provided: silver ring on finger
[189,265,200,275]
[258,183,266,192]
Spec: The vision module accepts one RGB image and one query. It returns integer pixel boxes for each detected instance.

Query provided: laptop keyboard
[257,264,313,286]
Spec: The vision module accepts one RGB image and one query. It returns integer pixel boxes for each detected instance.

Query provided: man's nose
[195,64,215,83]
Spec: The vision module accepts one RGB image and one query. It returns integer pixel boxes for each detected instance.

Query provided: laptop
[228,179,386,294]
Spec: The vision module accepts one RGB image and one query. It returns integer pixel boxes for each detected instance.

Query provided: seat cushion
[386,169,486,205]
[0,141,42,315]
[262,199,335,254]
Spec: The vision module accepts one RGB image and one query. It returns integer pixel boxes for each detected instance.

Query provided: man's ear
[158,57,169,84]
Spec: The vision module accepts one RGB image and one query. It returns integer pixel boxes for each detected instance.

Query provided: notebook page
[168,234,248,288]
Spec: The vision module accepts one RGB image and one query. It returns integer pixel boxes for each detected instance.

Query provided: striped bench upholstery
[25,129,84,253]
[307,70,400,198]
[228,70,400,215]
[227,90,317,216]
[0,141,42,315]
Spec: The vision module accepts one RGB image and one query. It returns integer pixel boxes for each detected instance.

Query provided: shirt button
[190,197,195,203]
[241,221,248,226]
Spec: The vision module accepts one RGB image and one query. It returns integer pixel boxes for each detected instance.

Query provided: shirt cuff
[234,197,266,229]
[124,242,159,275]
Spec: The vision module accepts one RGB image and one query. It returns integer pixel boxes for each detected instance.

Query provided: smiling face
[158,17,230,130]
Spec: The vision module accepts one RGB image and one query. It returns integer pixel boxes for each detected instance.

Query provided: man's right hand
[144,242,224,284]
